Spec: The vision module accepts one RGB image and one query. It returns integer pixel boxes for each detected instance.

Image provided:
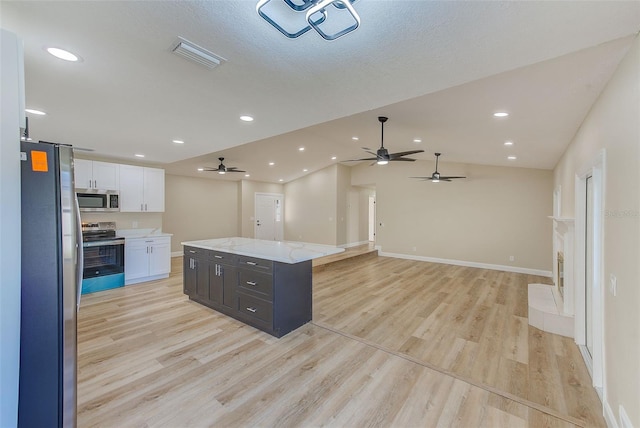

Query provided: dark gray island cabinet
[182,238,343,338]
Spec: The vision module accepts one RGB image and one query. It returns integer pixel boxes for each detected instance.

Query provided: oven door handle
[82,239,126,248]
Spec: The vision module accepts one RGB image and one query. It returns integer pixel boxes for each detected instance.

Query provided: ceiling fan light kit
[203,157,246,174]
[256,0,360,41]
[411,153,466,182]
[347,116,424,165]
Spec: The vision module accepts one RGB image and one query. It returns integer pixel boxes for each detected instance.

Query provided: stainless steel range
[81,221,125,294]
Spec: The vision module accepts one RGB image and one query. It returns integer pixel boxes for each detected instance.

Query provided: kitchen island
[181,237,344,337]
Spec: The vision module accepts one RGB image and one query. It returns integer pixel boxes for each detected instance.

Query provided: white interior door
[368,196,376,242]
[585,175,594,357]
[255,193,283,241]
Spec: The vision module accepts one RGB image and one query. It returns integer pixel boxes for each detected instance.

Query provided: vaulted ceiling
[2,1,639,183]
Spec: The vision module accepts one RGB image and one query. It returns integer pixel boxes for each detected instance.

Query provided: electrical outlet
[132,221,138,229]
[509,255,515,262]
[609,274,617,296]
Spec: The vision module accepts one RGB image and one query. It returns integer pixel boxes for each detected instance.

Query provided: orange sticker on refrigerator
[31,150,48,172]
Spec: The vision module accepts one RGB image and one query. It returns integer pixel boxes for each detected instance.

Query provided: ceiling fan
[347,116,424,165]
[202,157,246,175]
[411,153,466,182]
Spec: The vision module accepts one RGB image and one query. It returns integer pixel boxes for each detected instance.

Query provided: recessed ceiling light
[268,162,275,166]
[303,169,308,172]
[197,168,204,172]
[240,115,254,122]
[245,174,250,177]
[331,156,337,160]
[508,156,517,160]
[504,141,514,146]
[352,137,359,141]
[172,139,185,144]
[278,179,284,182]
[25,108,46,115]
[493,112,509,117]
[413,139,422,143]
[135,154,145,158]
[298,147,305,151]
[46,47,79,62]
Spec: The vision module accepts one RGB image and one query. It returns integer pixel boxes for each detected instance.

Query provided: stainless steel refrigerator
[19,140,82,427]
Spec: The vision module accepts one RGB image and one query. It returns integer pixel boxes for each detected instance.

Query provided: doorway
[368,196,376,242]
[254,193,283,241]
[574,150,605,398]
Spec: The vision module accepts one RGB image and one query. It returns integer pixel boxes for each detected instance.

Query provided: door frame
[254,192,284,241]
[574,148,605,399]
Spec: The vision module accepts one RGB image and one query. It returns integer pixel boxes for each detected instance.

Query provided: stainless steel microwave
[77,190,119,212]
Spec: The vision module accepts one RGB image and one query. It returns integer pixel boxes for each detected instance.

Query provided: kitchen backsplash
[80,212,163,230]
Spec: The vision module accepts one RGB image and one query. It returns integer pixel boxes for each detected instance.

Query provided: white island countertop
[181,237,344,264]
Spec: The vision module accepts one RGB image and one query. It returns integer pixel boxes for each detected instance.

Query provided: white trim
[619,405,632,428]
[171,251,183,257]
[574,148,606,394]
[339,240,370,249]
[604,400,619,428]
[125,273,169,286]
[378,251,552,277]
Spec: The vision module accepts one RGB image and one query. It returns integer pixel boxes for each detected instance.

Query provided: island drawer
[184,246,209,257]
[237,269,273,300]
[237,293,273,326]
[237,255,273,273]
[209,250,238,264]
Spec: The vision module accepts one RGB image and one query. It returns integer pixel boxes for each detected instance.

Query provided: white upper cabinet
[74,159,119,191]
[119,165,164,212]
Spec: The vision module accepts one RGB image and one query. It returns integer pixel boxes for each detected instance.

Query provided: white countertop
[181,237,344,264]
[117,228,173,239]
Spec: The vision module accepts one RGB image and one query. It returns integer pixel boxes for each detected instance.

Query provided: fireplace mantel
[550,216,575,316]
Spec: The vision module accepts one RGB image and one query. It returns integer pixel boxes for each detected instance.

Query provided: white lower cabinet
[125,236,171,285]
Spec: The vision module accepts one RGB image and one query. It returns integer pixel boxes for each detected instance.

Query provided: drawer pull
[189,250,196,253]
[214,255,223,259]
[246,307,257,313]
[246,281,257,286]
[246,261,257,266]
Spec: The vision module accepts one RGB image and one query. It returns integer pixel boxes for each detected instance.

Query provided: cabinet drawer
[237,255,273,273]
[184,246,209,258]
[237,269,273,300]
[209,250,237,264]
[237,293,273,326]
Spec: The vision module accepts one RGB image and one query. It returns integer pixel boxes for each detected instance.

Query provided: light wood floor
[77,255,604,427]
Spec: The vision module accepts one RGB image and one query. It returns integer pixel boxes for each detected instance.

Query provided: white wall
[163,174,238,252]
[238,180,284,238]
[553,34,639,428]
[0,28,23,428]
[351,159,553,273]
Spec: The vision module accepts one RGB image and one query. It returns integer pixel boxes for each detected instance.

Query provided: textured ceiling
[2,1,639,183]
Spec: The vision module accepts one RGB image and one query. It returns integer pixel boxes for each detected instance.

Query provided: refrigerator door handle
[74,193,84,310]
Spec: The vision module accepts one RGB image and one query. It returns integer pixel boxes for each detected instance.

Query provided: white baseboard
[604,400,618,428]
[339,240,371,249]
[171,251,183,257]
[378,251,552,277]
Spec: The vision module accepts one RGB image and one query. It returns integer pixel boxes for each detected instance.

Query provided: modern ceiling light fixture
[504,141,514,146]
[240,115,254,122]
[256,0,360,41]
[493,112,509,117]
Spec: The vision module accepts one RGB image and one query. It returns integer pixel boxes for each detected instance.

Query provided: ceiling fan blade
[409,176,431,180]
[439,176,466,179]
[390,157,416,162]
[202,167,220,172]
[226,168,246,173]
[389,149,424,158]
[345,157,378,162]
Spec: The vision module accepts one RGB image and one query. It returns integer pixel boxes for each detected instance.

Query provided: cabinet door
[221,264,237,309]
[92,161,119,191]
[209,264,222,306]
[119,165,144,212]
[148,238,171,276]
[195,258,210,302]
[143,167,165,212]
[74,159,92,189]
[125,239,149,281]
[183,256,196,296]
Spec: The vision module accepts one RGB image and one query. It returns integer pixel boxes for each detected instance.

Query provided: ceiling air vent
[172,37,226,69]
